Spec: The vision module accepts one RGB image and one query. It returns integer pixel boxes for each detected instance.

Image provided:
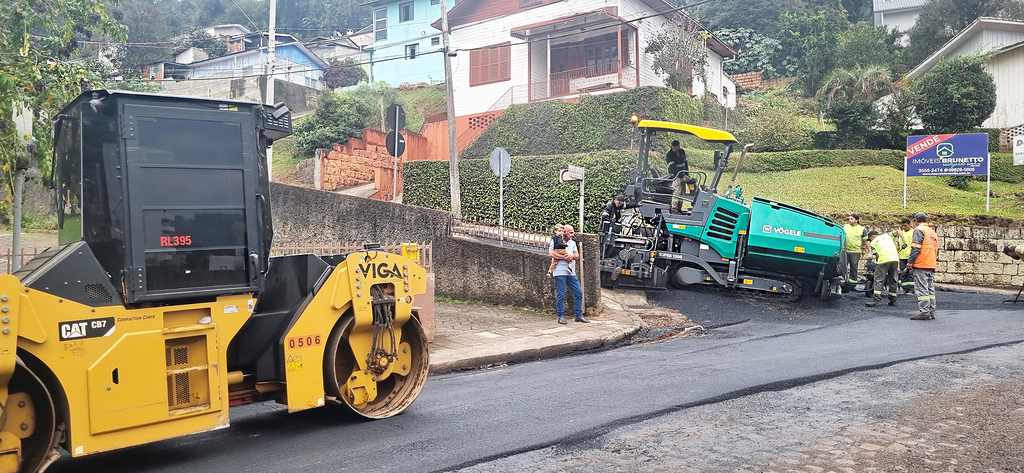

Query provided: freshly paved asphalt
[48,286,1023,473]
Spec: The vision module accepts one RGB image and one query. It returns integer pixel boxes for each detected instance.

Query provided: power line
[228,0,265,37]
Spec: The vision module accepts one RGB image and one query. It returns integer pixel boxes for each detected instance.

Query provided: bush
[461,87,702,158]
[292,91,373,158]
[745,107,814,152]
[813,131,898,149]
[910,54,997,133]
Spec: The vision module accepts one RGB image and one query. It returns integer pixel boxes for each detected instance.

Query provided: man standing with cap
[842,214,867,284]
[906,212,939,320]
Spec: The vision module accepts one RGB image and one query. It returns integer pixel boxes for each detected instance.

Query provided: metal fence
[271,242,433,272]
[451,217,552,250]
[0,249,43,274]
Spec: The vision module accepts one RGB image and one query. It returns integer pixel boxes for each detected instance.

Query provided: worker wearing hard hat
[842,214,867,284]
[1004,245,1024,260]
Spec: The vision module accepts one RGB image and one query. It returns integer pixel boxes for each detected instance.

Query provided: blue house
[363,0,457,86]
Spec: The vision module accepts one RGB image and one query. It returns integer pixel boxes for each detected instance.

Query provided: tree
[840,0,872,23]
[693,0,802,35]
[904,0,1024,69]
[292,91,374,158]
[910,54,996,133]
[777,6,848,96]
[836,23,904,74]
[817,65,893,143]
[714,28,786,78]
[1,0,126,197]
[878,86,914,149]
[107,1,173,78]
[644,18,711,92]
[322,58,367,89]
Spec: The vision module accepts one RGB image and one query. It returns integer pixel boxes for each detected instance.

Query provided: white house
[435,0,737,119]
[873,0,929,35]
[906,17,1024,130]
[305,33,370,81]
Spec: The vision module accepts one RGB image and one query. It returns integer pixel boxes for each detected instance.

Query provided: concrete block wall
[269,183,600,312]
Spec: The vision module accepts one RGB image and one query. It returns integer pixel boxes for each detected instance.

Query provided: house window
[521,0,541,5]
[399,2,414,22]
[374,8,387,41]
[406,43,419,59]
[431,0,439,4]
[586,41,618,75]
[431,37,440,46]
[470,42,511,86]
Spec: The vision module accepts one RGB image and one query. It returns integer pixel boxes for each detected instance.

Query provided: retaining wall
[269,183,600,312]
[859,225,1024,288]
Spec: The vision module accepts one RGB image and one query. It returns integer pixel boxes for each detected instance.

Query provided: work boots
[910,311,935,320]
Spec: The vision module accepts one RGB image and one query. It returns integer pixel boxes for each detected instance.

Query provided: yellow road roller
[0,90,430,472]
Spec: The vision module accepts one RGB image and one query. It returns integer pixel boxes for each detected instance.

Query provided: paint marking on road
[538,327,571,335]
[475,331,502,339]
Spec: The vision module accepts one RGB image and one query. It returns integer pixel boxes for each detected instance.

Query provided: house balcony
[532,59,638,101]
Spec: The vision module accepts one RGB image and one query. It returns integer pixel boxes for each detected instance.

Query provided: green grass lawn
[730,165,1023,222]
[399,84,446,132]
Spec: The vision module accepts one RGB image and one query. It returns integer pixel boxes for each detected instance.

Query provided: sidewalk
[428,289,663,374]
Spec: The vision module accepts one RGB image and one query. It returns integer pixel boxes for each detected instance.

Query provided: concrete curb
[428,324,642,375]
[938,283,1021,297]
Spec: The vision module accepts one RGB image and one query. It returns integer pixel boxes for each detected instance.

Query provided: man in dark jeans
[549,225,587,324]
[666,140,693,212]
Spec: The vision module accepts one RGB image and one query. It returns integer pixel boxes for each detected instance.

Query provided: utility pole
[265,0,277,182]
[440,0,461,218]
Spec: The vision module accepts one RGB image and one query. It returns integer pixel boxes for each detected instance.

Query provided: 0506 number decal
[287,334,322,349]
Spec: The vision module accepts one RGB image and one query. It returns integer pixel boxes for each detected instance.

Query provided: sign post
[905,133,990,212]
[489,147,511,243]
[386,103,406,201]
[560,165,586,230]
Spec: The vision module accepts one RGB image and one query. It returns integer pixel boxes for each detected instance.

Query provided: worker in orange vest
[906,212,939,320]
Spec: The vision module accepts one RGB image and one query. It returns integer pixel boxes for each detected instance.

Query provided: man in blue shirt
[549,224,587,324]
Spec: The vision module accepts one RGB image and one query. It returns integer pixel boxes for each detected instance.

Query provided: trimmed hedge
[811,128,1003,153]
[404,149,1024,234]
[461,87,702,159]
[404,150,637,234]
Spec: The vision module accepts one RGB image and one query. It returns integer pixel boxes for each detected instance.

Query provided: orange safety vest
[911,223,939,269]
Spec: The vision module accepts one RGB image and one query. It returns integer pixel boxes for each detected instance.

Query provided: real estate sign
[906,133,989,176]
[905,133,991,212]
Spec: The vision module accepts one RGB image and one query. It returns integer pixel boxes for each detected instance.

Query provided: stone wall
[860,225,1024,288]
[934,225,1023,287]
[269,183,600,312]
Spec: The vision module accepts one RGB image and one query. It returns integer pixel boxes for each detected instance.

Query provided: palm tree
[816,64,894,106]
[816,64,895,138]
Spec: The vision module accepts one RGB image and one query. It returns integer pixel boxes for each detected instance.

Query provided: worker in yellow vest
[866,230,901,307]
[842,214,867,284]
[907,212,939,320]
[898,218,915,295]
